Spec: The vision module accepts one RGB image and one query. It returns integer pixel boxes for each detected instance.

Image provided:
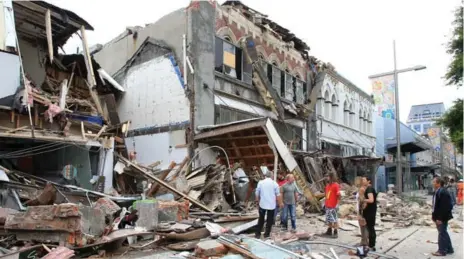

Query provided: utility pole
[392,40,402,194]
[368,41,426,195]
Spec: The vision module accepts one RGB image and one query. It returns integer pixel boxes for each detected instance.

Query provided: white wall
[118,54,190,168]
[18,38,46,87]
[0,51,20,98]
[316,74,376,155]
[118,55,189,129]
[126,130,187,169]
[316,75,375,136]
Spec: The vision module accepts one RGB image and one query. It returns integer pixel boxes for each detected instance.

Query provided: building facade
[93,0,328,167]
[315,71,376,158]
[406,102,445,134]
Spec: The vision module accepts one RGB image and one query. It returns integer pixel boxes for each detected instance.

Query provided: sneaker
[291,229,297,233]
[331,230,338,238]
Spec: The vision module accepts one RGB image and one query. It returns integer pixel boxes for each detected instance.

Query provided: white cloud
[50,0,463,121]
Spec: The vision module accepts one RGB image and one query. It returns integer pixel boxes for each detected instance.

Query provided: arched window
[349,103,354,127]
[324,91,331,119]
[331,94,337,122]
[343,101,349,125]
[359,109,363,132]
[367,112,372,135]
[363,110,368,133]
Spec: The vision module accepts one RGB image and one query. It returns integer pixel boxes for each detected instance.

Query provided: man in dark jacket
[431,177,454,256]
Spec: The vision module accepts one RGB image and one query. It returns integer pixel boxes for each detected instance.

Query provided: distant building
[406,102,445,134]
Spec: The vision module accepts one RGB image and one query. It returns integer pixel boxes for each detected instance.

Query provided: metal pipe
[368,66,426,79]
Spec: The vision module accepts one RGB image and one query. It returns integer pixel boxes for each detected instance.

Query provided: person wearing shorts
[323,172,340,238]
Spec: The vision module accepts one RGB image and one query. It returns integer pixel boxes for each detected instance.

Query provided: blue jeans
[437,222,454,254]
[282,204,296,230]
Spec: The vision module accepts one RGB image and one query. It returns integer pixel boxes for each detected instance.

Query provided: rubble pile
[337,188,434,228]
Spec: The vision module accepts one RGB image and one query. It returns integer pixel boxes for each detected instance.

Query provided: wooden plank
[14,1,89,29]
[80,26,105,120]
[94,125,107,140]
[45,9,53,64]
[80,121,86,140]
[6,126,28,133]
[116,154,212,212]
[204,134,268,142]
[146,161,176,197]
[224,144,270,150]
[228,154,274,160]
[194,119,266,141]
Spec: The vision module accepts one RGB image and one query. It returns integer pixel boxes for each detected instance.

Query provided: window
[343,101,349,125]
[423,123,431,133]
[295,78,305,104]
[324,91,331,119]
[331,95,337,121]
[349,104,354,127]
[284,72,294,100]
[261,61,306,104]
[359,109,363,132]
[214,37,251,84]
[271,64,281,94]
[413,124,421,132]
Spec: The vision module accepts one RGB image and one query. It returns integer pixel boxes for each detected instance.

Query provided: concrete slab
[385,228,463,259]
[133,200,159,231]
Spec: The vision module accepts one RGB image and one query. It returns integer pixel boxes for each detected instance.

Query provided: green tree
[445,6,463,87]
[439,6,463,153]
[437,99,463,153]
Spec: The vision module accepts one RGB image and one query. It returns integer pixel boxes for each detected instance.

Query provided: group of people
[321,172,378,251]
[254,170,457,258]
[254,171,299,239]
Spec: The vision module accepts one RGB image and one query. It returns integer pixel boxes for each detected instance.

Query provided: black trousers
[365,216,376,248]
[256,207,275,238]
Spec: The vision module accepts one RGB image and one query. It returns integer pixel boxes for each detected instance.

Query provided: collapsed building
[0,0,127,196]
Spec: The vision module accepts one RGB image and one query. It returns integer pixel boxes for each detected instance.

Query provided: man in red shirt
[323,172,341,238]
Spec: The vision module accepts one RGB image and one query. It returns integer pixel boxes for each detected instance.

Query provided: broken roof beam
[116,154,213,212]
[13,1,93,31]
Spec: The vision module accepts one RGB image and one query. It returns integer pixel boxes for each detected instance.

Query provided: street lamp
[369,40,426,195]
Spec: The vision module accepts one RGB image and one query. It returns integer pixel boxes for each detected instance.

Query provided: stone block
[78,205,106,236]
[134,199,159,231]
[4,203,104,246]
[195,239,228,257]
[93,197,121,218]
[158,200,189,222]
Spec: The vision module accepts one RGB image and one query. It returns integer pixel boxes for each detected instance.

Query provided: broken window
[214,37,251,85]
[284,71,294,100]
[271,64,281,96]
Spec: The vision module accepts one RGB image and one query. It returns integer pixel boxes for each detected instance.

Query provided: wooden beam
[6,126,28,134]
[228,134,242,160]
[224,144,270,150]
[205,134,268,142]
[228,154,274,160]
[45,9,53,64]
[80,122,86,140]
[80,26,105,120]
[116,154,213,212]
[94,125,107,140]
[14,1,88,30]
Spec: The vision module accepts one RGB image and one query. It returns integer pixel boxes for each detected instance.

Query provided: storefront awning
[386,141,430,154]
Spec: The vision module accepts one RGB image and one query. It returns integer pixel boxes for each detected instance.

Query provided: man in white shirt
[255,172,283,238]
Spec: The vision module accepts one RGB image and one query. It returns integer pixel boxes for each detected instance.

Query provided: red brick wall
[216,14,309,81]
